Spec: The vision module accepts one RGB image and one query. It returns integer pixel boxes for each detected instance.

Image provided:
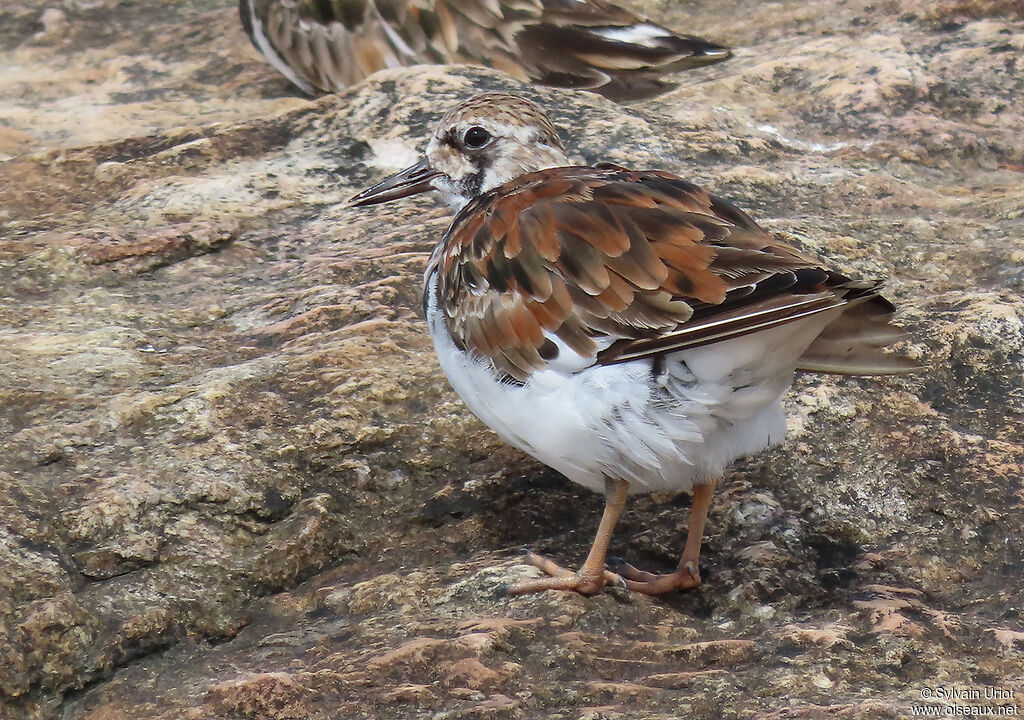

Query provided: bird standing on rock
[350,93,918,596]
[240,0,731,101]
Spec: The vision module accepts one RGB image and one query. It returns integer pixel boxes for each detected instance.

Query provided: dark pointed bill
[349,157,441,207]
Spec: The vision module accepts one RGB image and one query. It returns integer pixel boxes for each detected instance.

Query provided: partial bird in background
[239,0,731,101]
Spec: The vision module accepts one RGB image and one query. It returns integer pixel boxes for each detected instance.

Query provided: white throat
[432,177,474,213]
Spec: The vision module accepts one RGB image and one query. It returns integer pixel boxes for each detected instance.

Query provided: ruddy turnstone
[240,0,730,101]
[350,93,918,596]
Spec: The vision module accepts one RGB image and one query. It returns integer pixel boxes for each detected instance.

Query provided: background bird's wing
[431,167,916,381]
[241,0,449,94]
[242,0,729,100]
[439,0,731,100]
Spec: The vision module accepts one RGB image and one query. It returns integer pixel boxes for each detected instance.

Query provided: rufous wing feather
[430,166,916,381]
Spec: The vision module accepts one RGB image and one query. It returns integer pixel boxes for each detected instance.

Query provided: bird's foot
[503,551,626,596]
[608,556,702,595]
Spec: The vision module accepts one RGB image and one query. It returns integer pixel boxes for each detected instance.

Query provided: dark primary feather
[239,0,730,100]
[427,166,918,381]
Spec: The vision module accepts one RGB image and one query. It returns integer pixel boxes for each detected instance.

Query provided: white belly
[424,272,834,495]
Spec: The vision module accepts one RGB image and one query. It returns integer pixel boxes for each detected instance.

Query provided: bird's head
[350,93,569,211]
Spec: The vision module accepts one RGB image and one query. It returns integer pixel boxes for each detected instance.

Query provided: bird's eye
[463,126,492,149]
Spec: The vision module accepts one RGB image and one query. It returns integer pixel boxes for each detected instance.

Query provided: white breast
[424,272,838,495]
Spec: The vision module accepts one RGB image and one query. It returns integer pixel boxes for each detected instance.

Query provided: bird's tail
[797,285,921,375]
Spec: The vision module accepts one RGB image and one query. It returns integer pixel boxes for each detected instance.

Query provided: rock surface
[1,1,1022,718]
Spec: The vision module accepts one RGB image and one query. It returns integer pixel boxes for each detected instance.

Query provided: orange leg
[614,480,716,595]
[506,477,629,596]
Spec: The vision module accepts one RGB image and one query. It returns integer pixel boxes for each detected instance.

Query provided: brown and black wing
[430,166,915,381]
[240,0,447,94]
[441,0,731,101]
[242,0,729,100]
